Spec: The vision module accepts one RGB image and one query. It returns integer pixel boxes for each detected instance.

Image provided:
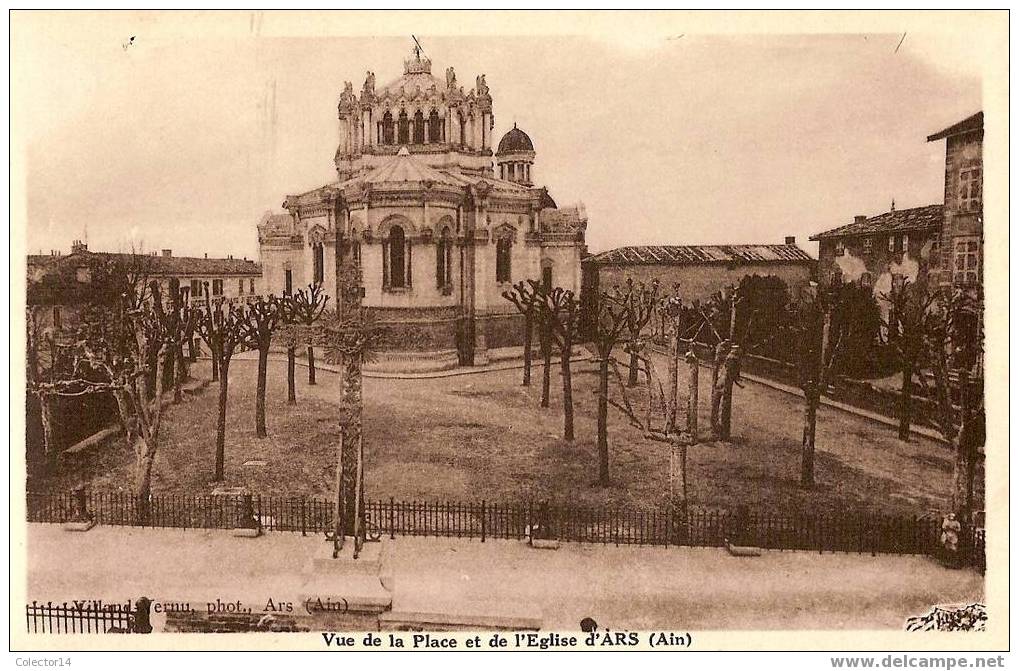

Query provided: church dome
[497,124,534,153]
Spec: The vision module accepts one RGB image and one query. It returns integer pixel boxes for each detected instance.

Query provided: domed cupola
[496,123,536,186]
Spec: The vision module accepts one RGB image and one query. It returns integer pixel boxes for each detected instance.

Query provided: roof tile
[585,244,814,266]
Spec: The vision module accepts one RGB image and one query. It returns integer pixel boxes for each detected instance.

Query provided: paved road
[24,523,981,631]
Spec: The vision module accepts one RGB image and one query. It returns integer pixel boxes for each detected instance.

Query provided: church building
[258,47,588,372]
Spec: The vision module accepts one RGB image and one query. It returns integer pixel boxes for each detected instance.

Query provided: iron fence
[25,490,966,561]
[26,600,138,634]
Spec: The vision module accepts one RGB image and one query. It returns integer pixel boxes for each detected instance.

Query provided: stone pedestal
[300,539,393,630]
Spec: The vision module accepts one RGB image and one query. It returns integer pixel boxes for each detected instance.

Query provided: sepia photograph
[7,8,1009,660]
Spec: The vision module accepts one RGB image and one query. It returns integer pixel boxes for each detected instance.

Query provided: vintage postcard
[8,9,1010,659]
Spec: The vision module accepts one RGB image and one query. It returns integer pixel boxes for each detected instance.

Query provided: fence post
[481,500,486,543]
[132,597,153,634]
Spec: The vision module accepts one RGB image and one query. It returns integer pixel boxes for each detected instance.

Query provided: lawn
[31,352,953,517]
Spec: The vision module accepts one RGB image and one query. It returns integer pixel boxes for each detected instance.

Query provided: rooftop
[809,204,943,241]
[584,244,814,266]
[28,249,261,276]
[927,111,983,142]
[497,124,534,154]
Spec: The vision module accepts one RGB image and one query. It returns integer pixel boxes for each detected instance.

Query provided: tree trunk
[596,353,610,484]
[211,350,219,382]
[672,438,688,516]
[898,359,914,441]
[215,358,229,482]
[134,436,154,501]
[666,333,680,433]
[255,345,269,438]
[800,385,818,488]
[627,348,639,387]
[720,346,740,441]
[39,394,55,462]
[179,339,189,377]
[522,310,533,386]
[169,345,182,404]
[709,341,730,433]
[307,346,317,385]
[952,370,973,523]
[561,340,574,441]
[540,326,551,408]
[287,346,297,404]
[686,349,699,440]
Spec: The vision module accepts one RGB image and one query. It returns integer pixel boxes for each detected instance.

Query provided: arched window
[496,236,512,283]
[436,226,453,294]
[383,225,411,289]
[413,110,425,144]
[381,111,394,144]
[313,242,324,284]
[428,109,442,143]
[397,111,410,145]
[458,113,466,146]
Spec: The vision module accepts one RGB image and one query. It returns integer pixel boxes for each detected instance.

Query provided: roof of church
[585,244,814,266]
[809,204,943,240]
[362,146,463,186]
[498,124,534,153]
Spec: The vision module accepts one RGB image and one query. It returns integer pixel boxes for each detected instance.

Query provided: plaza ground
[24,523,983,631]
[33,353,953,517]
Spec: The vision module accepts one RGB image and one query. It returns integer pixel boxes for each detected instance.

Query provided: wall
[591,262,813,303]
[938,130,983,287]
[816,230,936,326]
[660,341,945,431]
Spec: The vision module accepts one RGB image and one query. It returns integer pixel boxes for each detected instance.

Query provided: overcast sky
[17,23,982,260]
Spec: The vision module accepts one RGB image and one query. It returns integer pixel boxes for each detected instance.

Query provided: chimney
[71,240,88,254]
[228,254,233,260]
[161,249,172,258]
[204,253,208,259]
[854,215,867,224]
[784,236,796,245]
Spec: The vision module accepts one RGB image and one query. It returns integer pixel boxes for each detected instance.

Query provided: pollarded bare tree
[502,279,543,387]
[196,290,246,482]
[620,278,660,387]
[290,283,329,387]
[794,282,850,488]
[882,279,937,441]
[591,287,632,485]
[241,294,284,438]
[923,288,984,530]
[535,287,582,441]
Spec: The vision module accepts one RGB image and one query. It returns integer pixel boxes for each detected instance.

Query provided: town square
[11,11,1005,653]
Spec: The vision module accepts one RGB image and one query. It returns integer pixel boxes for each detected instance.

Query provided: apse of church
[257,47,587,373]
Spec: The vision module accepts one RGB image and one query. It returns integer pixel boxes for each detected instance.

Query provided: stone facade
[811,205,941,325]
[926,112,983,291]
[258,48,587,372]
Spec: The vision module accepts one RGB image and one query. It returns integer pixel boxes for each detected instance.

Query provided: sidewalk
[25,523,982,631]
[231,346,592,380]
